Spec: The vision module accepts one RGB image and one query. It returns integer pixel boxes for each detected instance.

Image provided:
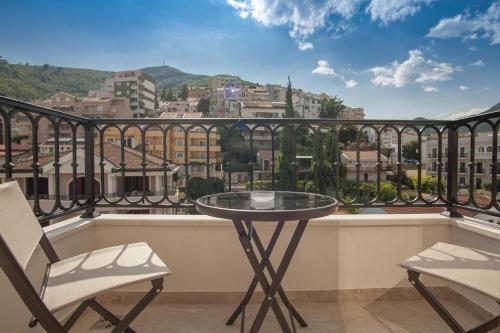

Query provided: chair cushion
[43,242,171,312]
[399,242,500,302]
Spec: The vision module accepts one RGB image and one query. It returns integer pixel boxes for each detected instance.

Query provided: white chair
[0,181,172,332]
[400,242,500,333]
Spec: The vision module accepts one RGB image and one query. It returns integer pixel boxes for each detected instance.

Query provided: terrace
[1,96,499,332]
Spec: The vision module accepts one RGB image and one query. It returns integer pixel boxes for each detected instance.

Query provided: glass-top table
[196,191,338,221]
[195,191,338,333]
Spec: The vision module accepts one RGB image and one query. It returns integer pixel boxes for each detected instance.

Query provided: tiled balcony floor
[71,299,499,333]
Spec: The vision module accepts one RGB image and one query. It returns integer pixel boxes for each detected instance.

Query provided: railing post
[81,120,99,218]
[443,124,462,217]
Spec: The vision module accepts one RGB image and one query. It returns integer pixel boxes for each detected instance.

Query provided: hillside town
[1,68,498,216]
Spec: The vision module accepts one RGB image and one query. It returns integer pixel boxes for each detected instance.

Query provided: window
[477,162,484,173]
[175,152,184,159]
[459,177,466,186]
[459,162,466,172]
[431,148,437,157]
[175,140,184,146]
[478,146,485,153]
[487,146,492,152]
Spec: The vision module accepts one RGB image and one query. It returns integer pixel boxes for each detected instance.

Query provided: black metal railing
[1,96,499,224]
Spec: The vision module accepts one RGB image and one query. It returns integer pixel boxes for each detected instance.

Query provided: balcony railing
[1,96,499,224]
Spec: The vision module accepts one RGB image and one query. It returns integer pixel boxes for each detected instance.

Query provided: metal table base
[227,219,309,333]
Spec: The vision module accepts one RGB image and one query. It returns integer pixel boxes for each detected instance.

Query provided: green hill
[0,57,112,101]
[0,57,256,101]
[142,65,208,89]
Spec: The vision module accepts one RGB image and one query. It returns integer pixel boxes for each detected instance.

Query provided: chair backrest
[0,181,43,269]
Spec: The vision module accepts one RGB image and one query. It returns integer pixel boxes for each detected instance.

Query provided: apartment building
[266,84,287,102]
[341,150,390,181]
[340,107,366,120]
[101,112,223,180]
[108,70,156,117]
[240,101,285,118]
[425,132,500,189]
[159,98,199,113]
[292,91,321,118]
[161,112,224,180]
[30,92,133,143]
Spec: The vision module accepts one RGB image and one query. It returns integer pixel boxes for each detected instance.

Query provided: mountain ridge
[0,57,256,101]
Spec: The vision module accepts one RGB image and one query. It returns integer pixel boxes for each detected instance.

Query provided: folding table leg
[247,221,308,328]
[249,220,309,333]
[233,219,293,333]
[226,221,285,325]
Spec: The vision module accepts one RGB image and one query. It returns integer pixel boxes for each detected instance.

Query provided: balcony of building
[1,96,499,333]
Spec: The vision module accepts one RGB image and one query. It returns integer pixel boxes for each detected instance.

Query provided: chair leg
[407,270,466,333]
[111,278,164,333]
[89,299,136,333]
[63,300,90,331]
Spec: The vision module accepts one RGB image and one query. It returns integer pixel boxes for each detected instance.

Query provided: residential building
[159,98,199,113]
[101,112,223,180]
[240,101,285,149]
[341,150,390,181]
[160,112,223,180]
[266,84,287,102]
[292,91,321,118]
[340,107,366,120]
[424,132,500,189]
[31,92,133,143]
[39,138,86,154]
[108,70,156,117]
[240,101,285,118]
[4,143,179,203]
[0,144,31,165]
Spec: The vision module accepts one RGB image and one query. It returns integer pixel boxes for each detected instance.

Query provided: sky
[0,0,499,119]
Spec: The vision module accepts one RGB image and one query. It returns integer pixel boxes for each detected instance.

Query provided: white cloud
[459,85,468,91]
[312,60,357,88]
[367,0,433,24]
[345,79,358,88]
[227,0,433,48]
[422,86,438,92]
[470,60,485,67]
[312,60,338,76]
[297,41,314,51]
[468,46,478,51]
[427,1,500,44]
[368,49,459,88]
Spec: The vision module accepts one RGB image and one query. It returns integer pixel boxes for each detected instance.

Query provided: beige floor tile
[71,299,498,333]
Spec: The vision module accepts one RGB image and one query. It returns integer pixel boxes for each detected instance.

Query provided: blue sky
[0,0,499,119]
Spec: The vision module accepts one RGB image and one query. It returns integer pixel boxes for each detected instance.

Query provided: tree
[277,77,296,190]
[320,96,344,118]
[197,99,210,114]
[166,89,176,101]
[178,84,188,101]
[160,88,167,101]
[154,94,159,110]
[186,177,224,200]
[402,140,419,160]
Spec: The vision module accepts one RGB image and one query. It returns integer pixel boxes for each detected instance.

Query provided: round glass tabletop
[195,191,338,221]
